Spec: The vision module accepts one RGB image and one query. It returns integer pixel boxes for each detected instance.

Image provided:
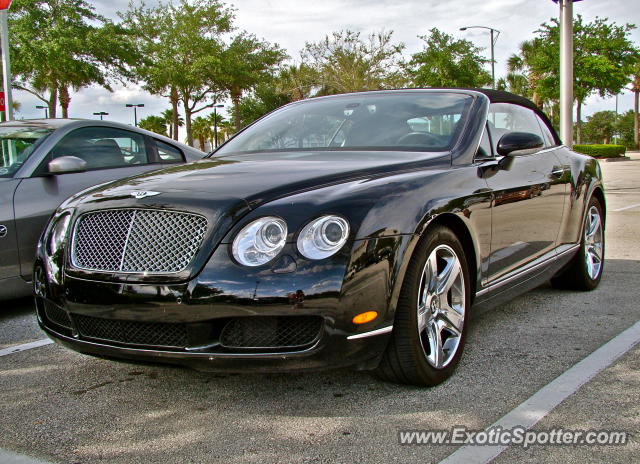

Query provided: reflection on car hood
[73,151,448,208]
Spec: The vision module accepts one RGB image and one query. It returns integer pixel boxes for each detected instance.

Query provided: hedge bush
[572,144,626,158]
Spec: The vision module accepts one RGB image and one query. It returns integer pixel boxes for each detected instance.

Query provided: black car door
[13,126,164,279]
[484,103,566,282]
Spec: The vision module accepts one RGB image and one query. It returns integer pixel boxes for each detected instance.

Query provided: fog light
[352,311,378,324]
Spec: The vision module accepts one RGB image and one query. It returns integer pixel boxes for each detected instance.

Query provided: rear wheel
[551,196,604,290]
[375,226,470,387]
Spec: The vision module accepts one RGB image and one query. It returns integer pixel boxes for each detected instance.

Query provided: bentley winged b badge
[130,191,161,199]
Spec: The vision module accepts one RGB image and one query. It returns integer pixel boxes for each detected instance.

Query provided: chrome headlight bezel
[232,216,288,267]
[297,215,350,260]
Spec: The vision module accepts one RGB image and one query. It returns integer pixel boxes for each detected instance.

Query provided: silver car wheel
[416,244,465,369]
[584,205,603,280]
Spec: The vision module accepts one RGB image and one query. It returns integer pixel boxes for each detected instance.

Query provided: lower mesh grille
[74,314,188,348]
[44,301,72,329]
[220,316,323,349]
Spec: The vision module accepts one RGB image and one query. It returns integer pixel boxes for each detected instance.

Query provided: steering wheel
[396,132,441,147]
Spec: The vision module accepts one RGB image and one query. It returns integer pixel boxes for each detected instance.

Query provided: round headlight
[297,215,349,260]
[47,213,72,256]
[232,217,287,266]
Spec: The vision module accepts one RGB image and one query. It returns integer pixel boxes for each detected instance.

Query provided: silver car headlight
[297,215,349,260]
[232,217,287,266]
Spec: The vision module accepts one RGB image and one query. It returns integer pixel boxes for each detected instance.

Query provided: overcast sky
[14,0,640,140]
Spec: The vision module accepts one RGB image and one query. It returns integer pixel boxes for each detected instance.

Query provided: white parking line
[612,202,640,212]
[0,339,53,357]
[439,319,640,464]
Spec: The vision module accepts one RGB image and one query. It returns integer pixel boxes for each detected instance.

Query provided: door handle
[551,167,566,178]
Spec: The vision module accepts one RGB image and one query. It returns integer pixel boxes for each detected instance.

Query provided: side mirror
[497,132,544,157]
[48,156,87,174]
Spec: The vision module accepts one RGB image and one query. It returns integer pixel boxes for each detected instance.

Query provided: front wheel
[375,226,470,387]
[551,196,605,290]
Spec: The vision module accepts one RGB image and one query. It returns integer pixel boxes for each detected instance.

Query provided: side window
[155,140,184,163]
[487,103,544,155]
[50,127,148,170]
[475,124,493,160]
[535,114,557,148]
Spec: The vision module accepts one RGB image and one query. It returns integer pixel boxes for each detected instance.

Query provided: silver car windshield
[0,127,53,177]
[216,92,473,156]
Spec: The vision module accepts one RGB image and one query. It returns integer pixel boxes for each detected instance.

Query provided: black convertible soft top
[472,89,540,111]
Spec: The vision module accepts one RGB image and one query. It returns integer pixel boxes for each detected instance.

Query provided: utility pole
[0,0,14,121]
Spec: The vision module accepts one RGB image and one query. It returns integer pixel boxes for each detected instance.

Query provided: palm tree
[138,115,167,136]
[191,116,213,151]
[161,109,184,141]
[206,112,227,148]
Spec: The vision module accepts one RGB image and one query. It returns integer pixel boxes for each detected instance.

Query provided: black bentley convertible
[34,89,605,386]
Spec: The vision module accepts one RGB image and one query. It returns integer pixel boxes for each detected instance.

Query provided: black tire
[551,196,605,291]
[375,225,471,387]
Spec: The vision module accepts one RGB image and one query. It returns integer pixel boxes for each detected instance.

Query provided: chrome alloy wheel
[584,205,604,280]
[416,244,465,369]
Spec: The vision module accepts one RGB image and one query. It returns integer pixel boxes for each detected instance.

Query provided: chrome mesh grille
[72,209,207,274]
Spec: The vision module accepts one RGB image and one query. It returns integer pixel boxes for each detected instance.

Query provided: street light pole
[36,105,48,118]
[213,104,224,149]
[126,104,144,127]
[559,0,574,148]
[460,26,500,89]
[93,111,109,120]
[0,6,13,121]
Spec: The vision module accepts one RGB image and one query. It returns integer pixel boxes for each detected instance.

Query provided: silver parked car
[0,118,204,300]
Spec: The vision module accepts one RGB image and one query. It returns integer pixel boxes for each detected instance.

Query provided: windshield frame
[0,126,54,178]
[209,90,477,158]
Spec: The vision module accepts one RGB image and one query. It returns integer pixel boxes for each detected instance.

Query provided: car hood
[73,150,449,209]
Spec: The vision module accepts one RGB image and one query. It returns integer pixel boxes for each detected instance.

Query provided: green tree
[408,28,491,88]
[161,109,184,141]
[616,110,635,148]
[191,116,213,151]
[301,30,405,96]
[10,0,138,118]
[122,0,232,146]
[508,17,638,143]
[582,111,618,144]
[206,111,227,148]
[219,32,287,132]
[230,81,290,129]
[138,115,168,136]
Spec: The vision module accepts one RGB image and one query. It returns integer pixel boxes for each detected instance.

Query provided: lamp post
[459,26,501,89]
[125,104,144,127]
[36,105,48,118]
[552,0,583,148]
[93,111,109,120]
[0,0,14,121]
[213,104,224,149]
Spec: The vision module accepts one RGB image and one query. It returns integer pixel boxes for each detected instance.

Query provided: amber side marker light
[352,311,378,324]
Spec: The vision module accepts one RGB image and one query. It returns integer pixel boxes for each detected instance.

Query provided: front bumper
[35,239,404,372]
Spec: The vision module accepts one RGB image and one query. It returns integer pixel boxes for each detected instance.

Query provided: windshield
[216,92,474,156]
[0,126,53,177]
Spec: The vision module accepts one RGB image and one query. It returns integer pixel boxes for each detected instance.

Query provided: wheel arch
[388,212,481,323]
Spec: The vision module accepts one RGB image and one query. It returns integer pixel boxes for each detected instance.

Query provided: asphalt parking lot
[1,154,639,464]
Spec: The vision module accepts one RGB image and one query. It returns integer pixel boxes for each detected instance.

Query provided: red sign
[0,92,5,112]
[0,1,12,10]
